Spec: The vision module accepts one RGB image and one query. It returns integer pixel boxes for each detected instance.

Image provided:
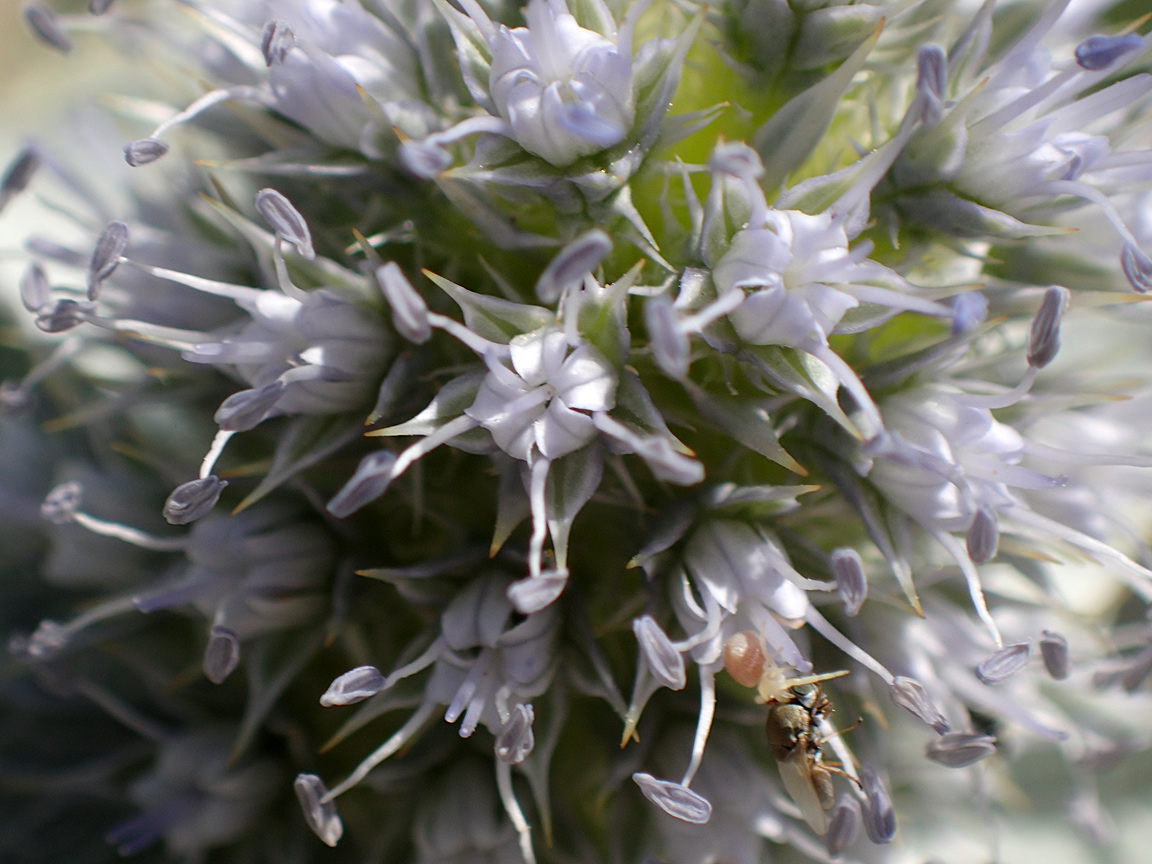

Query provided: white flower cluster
[4,1,1152,863]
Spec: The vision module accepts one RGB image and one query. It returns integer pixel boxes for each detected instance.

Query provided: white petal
[552,344,617,411]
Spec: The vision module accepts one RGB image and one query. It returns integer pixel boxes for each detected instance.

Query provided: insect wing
[778,751,829,835]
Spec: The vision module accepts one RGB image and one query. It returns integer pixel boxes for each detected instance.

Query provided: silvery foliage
[5,1,1152,862]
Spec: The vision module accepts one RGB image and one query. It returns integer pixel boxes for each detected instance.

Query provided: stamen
[965,506,999,564]
[1026,286,1069,369]
[123,138,170,167]
[645,297,689,379]
[826,795,861,857]
[1039,630,1070,680]
[804,606,894,683]
[0,147,40,212]
[24,4,73,53]
[41,481,82,524]
[87,220,129,300]
[1121,243,1152,293]
[536,229,612,304]
[859,766,896,843]
[506,569,568,615]
[376,263,431,343]
[200,429,235,479]
[426,311,508,357]
[36,298,92,333]
[399,116,513,178]
[591,412,704,485]
[889,677,950,733]
[831,547,868,616]
[1003,505,1152,601]
[808,343,884,436]
[320,666,386,707]
[932,527,1002,647]
[496,758,537,864]
[976,642,1030,684]
[327,450,399,518]
[106,794,199,855]
[163,476,227,525]
[679,666,715,788]
[677,288,745,333]
[916,45,948,123]
[261,20,295,66]
[255,188,314,260]
[634,615,687,690]
[142,86,270,144]
[203,626,241,683]
[20,262,51,313]
[495,703,535,764]
[378,636,445,691]
[214,381,284,431]
[527,455,550,580]
[631,773,712,824]
[323,700,439,800]
[72,511,189,551]
[950,292,988,334]
[356,413,479,503]
[1075,33,1144,71]
[925,732,997,767]
[294,774,343,847]
[24,593,140,658]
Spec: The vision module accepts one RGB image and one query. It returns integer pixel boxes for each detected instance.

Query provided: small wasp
[724,630,858,835]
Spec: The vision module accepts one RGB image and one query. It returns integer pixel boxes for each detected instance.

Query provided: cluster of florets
[4,1,1152,863]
